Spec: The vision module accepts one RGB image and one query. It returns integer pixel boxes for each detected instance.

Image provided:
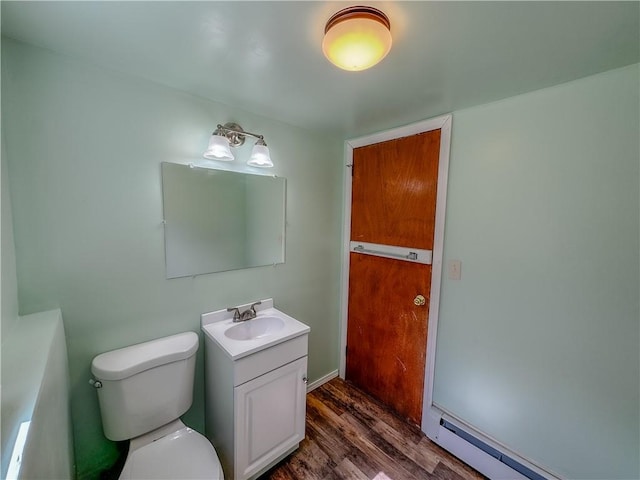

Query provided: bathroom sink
[201,299,310,360]
[224,316,285,341]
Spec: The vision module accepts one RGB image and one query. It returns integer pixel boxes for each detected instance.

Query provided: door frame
[339,114,452,432]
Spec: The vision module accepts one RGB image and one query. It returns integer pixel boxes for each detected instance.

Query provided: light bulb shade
[247,142,273,168]
[203,133,234,161]
[322,6,392,72]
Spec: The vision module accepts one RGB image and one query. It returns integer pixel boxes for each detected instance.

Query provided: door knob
[414,294,426,306]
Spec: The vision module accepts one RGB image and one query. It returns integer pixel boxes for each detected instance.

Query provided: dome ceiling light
[322,5,392,72]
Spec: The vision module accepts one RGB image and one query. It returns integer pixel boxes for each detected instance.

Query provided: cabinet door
[234,356,307,480]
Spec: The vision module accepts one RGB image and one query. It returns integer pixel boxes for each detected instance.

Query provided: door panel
[350,130,441,249]
[346,253,431,425]
[346,130,441,426]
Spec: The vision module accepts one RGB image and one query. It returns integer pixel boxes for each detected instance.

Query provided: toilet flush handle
[89,378,102,389]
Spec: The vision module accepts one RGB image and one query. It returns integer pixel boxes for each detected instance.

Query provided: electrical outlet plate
[448,260,461,280]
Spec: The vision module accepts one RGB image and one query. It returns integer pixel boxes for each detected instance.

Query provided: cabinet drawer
[233,334,308,386]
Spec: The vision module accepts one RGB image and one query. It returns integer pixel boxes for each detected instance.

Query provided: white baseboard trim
[306,369,339,392]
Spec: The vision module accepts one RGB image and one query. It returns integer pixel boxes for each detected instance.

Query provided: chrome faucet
[227,301,262,323]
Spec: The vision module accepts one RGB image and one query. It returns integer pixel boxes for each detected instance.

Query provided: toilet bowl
[119,419,223,479]
[91,332,223,479]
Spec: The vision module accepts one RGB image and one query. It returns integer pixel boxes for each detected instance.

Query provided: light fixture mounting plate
[222,122,246,147]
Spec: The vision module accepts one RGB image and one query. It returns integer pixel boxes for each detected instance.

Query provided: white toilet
[91,331,224,479]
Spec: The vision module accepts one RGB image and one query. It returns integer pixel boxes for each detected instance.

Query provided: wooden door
[346,130,441,426]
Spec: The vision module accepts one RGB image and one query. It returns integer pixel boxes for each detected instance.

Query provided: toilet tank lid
[91,332,199,381]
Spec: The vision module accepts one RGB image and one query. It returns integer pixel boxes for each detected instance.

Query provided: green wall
[1,112,19,336]
[1,84,21,476]
[435,64,639,479]
[1,38,343,479]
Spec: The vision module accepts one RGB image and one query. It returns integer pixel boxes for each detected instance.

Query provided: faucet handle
[249,301,262,315]
[227,307,241,321]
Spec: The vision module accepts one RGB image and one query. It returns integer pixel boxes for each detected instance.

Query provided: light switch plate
[448,260,462,280]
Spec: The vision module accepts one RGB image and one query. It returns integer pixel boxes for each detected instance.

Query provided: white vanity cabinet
[202,300,310,480]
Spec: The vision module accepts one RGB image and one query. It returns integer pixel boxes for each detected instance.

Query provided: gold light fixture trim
[322,5,392,72]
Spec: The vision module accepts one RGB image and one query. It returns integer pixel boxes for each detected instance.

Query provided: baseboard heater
[426,409,557,480]
[441,419,547,480]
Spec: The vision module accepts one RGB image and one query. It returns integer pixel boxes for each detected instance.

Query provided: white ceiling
[2,1,638,137]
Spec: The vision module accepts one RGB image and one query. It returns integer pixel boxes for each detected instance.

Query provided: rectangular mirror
[161,162,286,278]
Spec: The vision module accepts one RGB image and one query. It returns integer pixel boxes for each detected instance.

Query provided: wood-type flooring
[260,377,485,480]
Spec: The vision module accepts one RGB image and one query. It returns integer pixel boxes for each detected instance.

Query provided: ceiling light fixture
[202,122,273,168]
[322,5,392,72]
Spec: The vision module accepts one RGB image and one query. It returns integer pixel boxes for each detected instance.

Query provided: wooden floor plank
[260,378,485,480]
[431,462,468,480]
[372,419,440,473]
[341,410,426,480]
[306,406,379,479]
[340,411,433,480]
[286,434,336,480]
[266,463,295,480]
[324,379,425,444]
[333,458,369,480]
[321,471,342,480]
[306,396,422,480]
[417,438,486,480]
[306,415,358,464]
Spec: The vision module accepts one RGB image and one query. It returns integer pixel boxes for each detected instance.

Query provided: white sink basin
[224,315,285,341]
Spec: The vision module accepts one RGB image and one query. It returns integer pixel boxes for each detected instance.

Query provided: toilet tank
[91,331,199,441]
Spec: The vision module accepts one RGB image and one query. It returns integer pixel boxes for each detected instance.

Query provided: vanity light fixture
[203,122,273,168]
[322,5,392,72]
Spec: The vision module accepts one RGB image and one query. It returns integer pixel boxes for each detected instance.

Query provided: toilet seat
[119,425,223,479]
